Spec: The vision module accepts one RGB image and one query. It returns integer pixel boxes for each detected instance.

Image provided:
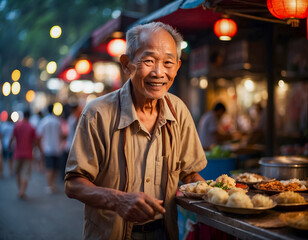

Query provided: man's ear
[120,54,131,75]
[176,59,182,71]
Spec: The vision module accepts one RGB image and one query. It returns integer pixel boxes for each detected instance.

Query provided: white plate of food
[271,192,308,210]
[204,187,277,214]
[233,172,275,186]
[180,175,249,199]
[179,181,210,199]
[210,202,277,214]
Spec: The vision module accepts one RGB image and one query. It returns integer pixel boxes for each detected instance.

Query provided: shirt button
[146,178,150,183]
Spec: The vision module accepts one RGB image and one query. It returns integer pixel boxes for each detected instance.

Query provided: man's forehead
[139,28,174,44]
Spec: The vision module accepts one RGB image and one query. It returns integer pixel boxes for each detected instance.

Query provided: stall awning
[130,0,222,34]
[128,0,288,35]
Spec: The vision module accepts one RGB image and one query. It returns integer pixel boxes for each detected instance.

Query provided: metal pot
[259,156,308,180]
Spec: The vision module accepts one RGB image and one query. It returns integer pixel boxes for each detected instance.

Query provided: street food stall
[177,172,308,239]
[129,1,308,238]
[130,0,308,157]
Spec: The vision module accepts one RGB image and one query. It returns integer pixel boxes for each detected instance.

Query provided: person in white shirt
[198,102,231,149]
[37,104,63,193]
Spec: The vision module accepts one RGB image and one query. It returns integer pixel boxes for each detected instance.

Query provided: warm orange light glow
[75,59,92,75]
[107,39,126,57]
[214,18,237,41]
[26,90,36,102]
[11,69,21,81]
[267,0,308,19]
[65,68,79,81]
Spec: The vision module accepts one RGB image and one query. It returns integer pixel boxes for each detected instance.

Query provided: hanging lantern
[107,39,126,57]
[75,59,92,75]
[267,0,308,27]
[214,18,237,41]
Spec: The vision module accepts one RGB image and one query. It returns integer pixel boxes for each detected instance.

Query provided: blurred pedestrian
[0,115,15,177]
[30,110,45,172]
[65,22,206,239]
[37,104,63,194]
[60,103,80,180]
[8,109,42,199]
[198,102,232,150]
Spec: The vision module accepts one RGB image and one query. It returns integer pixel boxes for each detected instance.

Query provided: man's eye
[144,60,153,64]
[165,61,174,66]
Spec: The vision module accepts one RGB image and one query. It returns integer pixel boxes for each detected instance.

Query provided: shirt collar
[118,79,176,130]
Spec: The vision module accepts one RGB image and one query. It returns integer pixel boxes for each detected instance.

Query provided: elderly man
[65,22,207,240]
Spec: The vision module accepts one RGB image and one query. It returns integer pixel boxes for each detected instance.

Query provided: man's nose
[152,62,164,78]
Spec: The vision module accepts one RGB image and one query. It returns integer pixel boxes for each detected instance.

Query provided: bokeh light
[26,90,35,102]
[244,79,255,92]
[199,77,208,89]
[94,82,104,93]
[22,56,34,68]
[2,82,11,96]
[11,69,21,81]
[107,39,126,57]
[65,68,79,81]
[0,111,8,122]
[46,61,57,74]
[50,25,62,38]
[11,82,21,95]
[53,102,63,116]
[11,111,19,122]
[181,41,188,50]
[40,70,49,81]
[75,59,92,75]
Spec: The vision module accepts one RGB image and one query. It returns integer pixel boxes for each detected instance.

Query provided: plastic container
[199,157,237,180]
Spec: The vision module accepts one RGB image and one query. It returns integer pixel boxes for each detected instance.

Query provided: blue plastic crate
[199,157,237,180]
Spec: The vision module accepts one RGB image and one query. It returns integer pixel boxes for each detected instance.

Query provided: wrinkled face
[127,28,181,101]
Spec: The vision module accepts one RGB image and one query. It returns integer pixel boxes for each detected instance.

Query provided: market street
[0,163,84,240]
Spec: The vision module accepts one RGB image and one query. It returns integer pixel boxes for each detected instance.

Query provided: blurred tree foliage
[0,0,127,80]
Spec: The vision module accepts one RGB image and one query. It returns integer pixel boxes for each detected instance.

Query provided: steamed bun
[228,187,248,196]
[207,187,229,205]
[251,194,274,208]
[226,192,253,208]
[195,181,211,194]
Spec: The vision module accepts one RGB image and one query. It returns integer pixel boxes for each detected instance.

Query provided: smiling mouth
[147,82,167,86]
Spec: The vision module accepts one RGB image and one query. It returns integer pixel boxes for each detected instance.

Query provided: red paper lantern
[214,18,237,41]
[267,0,308,26]
[75,59,92,75]
[107,39,126,57]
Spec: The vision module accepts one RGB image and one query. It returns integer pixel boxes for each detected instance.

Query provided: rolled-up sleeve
[65,113,105,182]
[178,106,207,180]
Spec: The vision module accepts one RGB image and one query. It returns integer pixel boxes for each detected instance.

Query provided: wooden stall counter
[176,196,307,240]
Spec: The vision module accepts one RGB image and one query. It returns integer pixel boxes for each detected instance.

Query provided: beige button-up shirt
[65,79,207,240]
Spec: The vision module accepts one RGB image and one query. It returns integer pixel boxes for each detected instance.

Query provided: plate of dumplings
[204,187,277,214]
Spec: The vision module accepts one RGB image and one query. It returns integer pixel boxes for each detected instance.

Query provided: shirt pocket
[155,156,164,185]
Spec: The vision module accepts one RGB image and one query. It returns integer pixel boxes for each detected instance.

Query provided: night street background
[0,162,84,240]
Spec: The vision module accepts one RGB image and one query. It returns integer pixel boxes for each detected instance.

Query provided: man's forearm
[181,172,205,184]
[65,177,123,211]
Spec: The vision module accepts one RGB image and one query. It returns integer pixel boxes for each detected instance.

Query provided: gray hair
[125,22,183,60]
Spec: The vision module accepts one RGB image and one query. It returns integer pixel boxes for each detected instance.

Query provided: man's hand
[115,192,165,223]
